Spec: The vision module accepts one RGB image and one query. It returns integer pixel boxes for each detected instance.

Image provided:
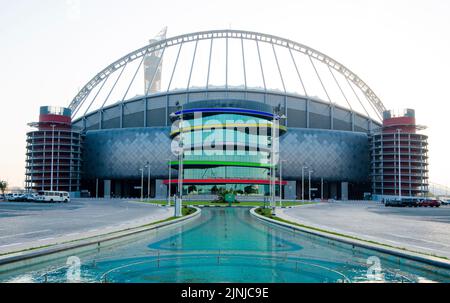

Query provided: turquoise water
[1,207,450,283]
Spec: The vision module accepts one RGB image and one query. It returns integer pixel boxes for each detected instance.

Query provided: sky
[0,0,449,188]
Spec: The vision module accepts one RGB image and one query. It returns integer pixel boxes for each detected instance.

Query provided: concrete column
[114,180,122,198]
[104,180,111,199]
[341,182,349,201]
[330,104,334,130]
[144,98,148,127]
[285,181,297,200]
[330,182,338,200]
[306,99,310,128]
[323,181,330,200]
[155,179,167,199]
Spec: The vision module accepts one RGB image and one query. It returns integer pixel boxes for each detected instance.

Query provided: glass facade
[172,110,284,196]
[184,184,270,196]
[184,166,269,180]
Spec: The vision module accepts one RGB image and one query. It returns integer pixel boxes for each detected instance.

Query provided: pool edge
[250,207,450,270]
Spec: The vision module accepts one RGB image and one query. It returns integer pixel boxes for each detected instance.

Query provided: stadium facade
[25,30,429,201]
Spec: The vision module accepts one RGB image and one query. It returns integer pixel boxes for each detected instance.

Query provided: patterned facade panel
[83,127,370,183]
[83,127,174,180]
[280,128,370,182]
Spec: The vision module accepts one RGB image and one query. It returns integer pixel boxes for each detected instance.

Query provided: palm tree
[188,185,197,194]
[0,180,7,197]
[214,188,237,206]
[211,185,219,195]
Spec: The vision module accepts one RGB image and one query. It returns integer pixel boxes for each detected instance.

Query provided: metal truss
[68,29,386,118]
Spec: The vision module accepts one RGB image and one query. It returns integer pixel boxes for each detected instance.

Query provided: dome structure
[28,30,398,200]
[69,29,385,124]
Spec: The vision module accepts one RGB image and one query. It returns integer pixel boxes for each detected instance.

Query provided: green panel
[169,160,273,168]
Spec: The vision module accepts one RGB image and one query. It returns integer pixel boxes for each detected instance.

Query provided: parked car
[385,199,419,207]
[7,193,26,202]
[419,199,441,208]
[385,199,404,207]
[404,201,418,207]
[403,199,419,207]
[440,199,449,206]
[24,193,38,202]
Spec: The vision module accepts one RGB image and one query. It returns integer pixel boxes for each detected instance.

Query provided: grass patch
[255,207,277,218]
[255,207,450,261]
[182,206,197,216]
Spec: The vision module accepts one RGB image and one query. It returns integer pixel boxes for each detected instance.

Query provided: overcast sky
[1,0,449,188]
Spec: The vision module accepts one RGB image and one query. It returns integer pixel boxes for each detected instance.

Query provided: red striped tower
[371,109,429,199]
[25,106,83,193]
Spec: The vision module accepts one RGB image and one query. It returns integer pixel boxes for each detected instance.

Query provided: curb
[0,207,201,270]
[250,208,450,270]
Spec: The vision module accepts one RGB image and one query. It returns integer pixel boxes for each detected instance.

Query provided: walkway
[0,199,172,255]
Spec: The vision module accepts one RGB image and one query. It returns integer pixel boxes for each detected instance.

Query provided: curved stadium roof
[69,29,385,122]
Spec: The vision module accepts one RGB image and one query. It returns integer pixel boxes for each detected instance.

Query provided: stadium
[25,29,429,201]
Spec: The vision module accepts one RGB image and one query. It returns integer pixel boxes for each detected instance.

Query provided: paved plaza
[0,199,172,255]
[277,202,450,259]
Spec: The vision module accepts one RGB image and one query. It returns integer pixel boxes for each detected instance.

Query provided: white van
[37,191,70,203]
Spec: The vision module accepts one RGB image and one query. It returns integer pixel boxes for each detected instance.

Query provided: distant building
[371,109,429,200]
[25,106,82,194]
[144,27,167,94]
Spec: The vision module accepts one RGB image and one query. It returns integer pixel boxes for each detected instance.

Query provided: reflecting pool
[1,207,450,283]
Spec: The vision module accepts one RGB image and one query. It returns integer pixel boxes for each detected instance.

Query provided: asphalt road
[278,202,450,259]
[0,199,172,254]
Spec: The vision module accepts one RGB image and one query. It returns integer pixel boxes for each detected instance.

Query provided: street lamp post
[139,168,144,202]
[301,164,308,202]
[397,129,402,201]
[146,162,151,200]
[167,159,172,207]
[172,101,184,217]
[270,110,286,215]
[270,114,276,214]
[50,124,56,191]
[279,159,287,208]
[321,177,324,201]
[95,178,99,199]
[308,169,313,201]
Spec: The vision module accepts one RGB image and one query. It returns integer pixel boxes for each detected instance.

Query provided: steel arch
[68,29,386,117]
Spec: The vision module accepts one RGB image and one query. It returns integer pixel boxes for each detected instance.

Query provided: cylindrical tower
[25,106,83,194]
[371,109,429,200]
[165,100,287,198]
